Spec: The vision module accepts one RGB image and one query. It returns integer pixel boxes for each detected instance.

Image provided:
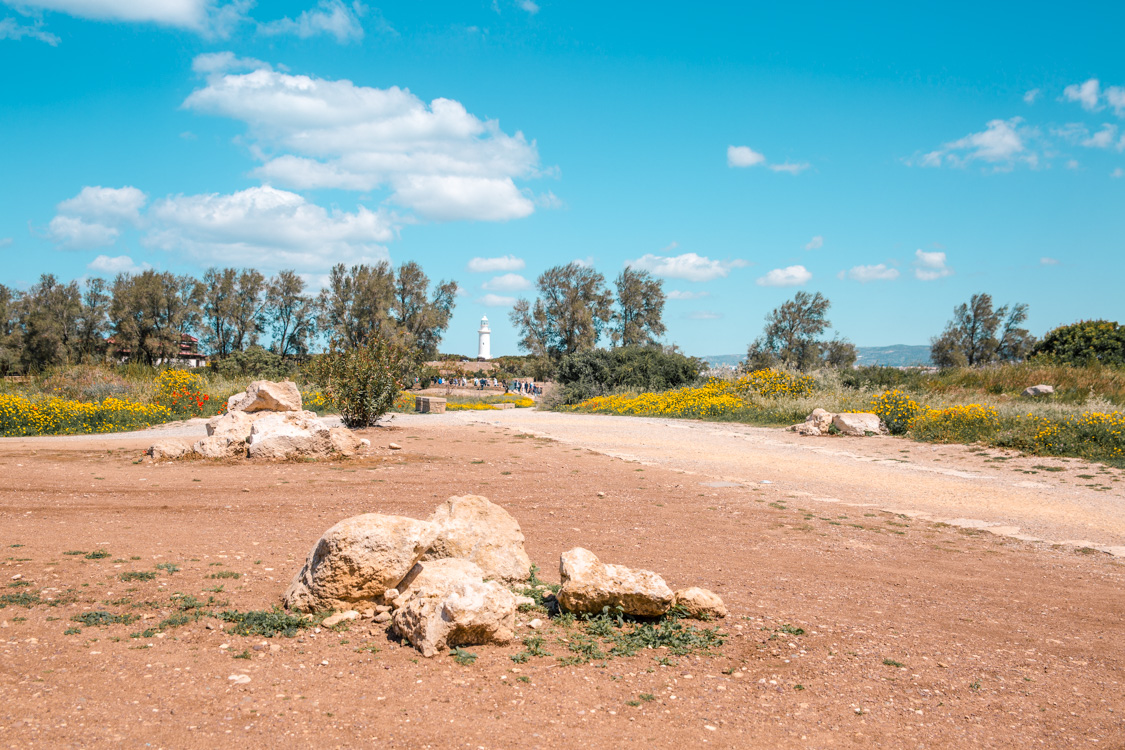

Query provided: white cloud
[756,265,811,287]
[1066,159,1080,170]
[0,17,60,44]
[184,54,541,222]
[481,272,530,292]
[768,162,810,175]
[47,215,120,248]
[913,249,953,281]
[467,255,525,273]
[0,237,13,247]
[918,118,1035,169]
[57,185,146,224]
[666,290,709,300]
[1063,78,1102,111]
[479,293,517,307]
[627,252,747,282]
[1082,123,1118,148]
[727,145,766,168]
[518,0,539,13]
[571,256,594,268]
[1109,87,1125,117]
[258,0,364,43]
[686,311,722,320]
[87,254,149,274]
[1023,88,1040,104]
[1040,257,1059,265]
[143,185,393,270]
[5,0,251,37]
[804,235,823,250]
[1112,167,1124,178]
[844,263,899,282]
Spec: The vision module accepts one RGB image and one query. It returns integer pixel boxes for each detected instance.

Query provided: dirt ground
[1,418,1123,749]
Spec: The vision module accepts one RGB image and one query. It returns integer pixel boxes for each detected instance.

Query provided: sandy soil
[1,414,1123,749]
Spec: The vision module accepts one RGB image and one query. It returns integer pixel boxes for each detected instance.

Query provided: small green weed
[0,592,40,608]
[120,571,156,582]
[155,562,180,575]
[451,647,478,666]
[72,611,139,627]
[209,571,240,579]
[218,608,313,637]
[882,658,905,668]
[85,550,111,560]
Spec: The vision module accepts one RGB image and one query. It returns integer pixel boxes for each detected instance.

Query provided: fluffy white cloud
[481,272,530,292]
[47,215,120,248]
[87,254,149,274]
[756,265,811,287]
[627,252,747,282]
[5,0,251,37]
[0,17,60,44]
[184,54,541,222]
[1083,123,1118,148]
[1109,87,1125,117]
[768,162,810,175]
[1023,88,1040,104]
[518,0,539,13]
[479,293,517,307]
[143,185,393,269]
[1113,167,1124,178]
[467,255,524,272]
[727,145,766,168]
[1040,257,1059,265]
[666,290,709,300]
[258,0,364,43]
[843,263,899,282]
[804,235,823,251]
[918,118,1035,169]
[57,185,146,224]
[913,249,952,281]
[1064,78,1102,111]
[685,311,722,320]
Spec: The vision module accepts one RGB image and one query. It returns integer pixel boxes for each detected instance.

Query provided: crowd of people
[419,375,542,396]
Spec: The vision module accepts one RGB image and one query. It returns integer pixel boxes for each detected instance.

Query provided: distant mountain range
[702,345,932,369]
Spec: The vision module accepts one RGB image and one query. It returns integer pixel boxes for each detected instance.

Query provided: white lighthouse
[477,316,491,360]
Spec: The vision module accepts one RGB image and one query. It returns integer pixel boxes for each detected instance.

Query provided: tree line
[0,262,457,374]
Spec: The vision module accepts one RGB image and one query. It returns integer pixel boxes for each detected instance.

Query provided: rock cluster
[284,496,726,657]
[148,380,366,461]
[790,408,886,437]
[1022,384,1055,398]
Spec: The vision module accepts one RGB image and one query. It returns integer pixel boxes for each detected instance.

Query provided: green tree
[930,293,1034,368]
[230,269,266,352]
[391,261,458,357]
[304,336,419,427]
[201,267,237,357]
[746,291,854,371]
[109,271,200,364]
[265,270,318,357]
[318,262,396,348]
[17,274,82,371]
[75,278,111,363]
[612,267,666,347]
[0,284,19,373]
[1030,320,1125,366]
[510,263,613,360]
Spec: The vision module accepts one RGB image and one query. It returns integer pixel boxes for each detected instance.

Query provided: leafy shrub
[211,345,298,381]
[910,404,1000,444]
[304,337,419,427]
[554,347,703,405]
[869,390,921,435]
[218,608,314,637]
[71,610,139,627]
[155,369,211,418]
[1031,320,1125,366]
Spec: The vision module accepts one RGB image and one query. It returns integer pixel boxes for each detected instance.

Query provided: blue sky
[2,1,1123,357]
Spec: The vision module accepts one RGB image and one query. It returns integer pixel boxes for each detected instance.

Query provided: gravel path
[389,409,1125,556]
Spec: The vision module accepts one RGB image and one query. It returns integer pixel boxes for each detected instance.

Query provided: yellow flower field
[0,393,173,437]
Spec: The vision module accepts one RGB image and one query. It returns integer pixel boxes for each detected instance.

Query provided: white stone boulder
[328,427,364,457]
[831,412,885,437]
[557,548,674,617]
[206,410,256,440]
[284,514,437,613]
[806,408,834,432]
[149,441,188,460]
[421,495,532,583]
[391,559,516,657]
[1022,384,1055,397]
[790,421,823,437]
[247,411,330,459]
[228,380,303,413]
[191,436,245,459]
[673,587,728,620]
[394,558,486,602]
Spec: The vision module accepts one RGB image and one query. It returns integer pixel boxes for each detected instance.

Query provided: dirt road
[1,414,1123,748]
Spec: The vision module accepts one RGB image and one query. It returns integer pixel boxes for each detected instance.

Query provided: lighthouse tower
[477,316,491,360]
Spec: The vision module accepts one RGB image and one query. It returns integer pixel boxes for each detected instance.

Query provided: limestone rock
[831,412,885,437]
[229,380,303,413]
[557,548,674,617]
[673,587,728,620]
[191,436,245,459]
[391,561,516,657]
[1022,384,1055,397]
[206,410,256,440]
[422,495,532,583]
[247,411,330,459]
[328,427,363,457]
[321,610,359,628]
[284,514,437,613]
[149,441,188,460]
[395,558,486,600]
[790,422,823,437]
[806,408,835,432]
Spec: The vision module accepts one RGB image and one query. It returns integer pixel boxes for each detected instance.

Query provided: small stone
[383,588,400,603]
[269,644,280,653]
[241,488,251,493]
[228,674,251,685]
[514,595,535,608]
[373,611,392,624]
[528,618,543,630]
[597,492,606,498]
[388,443,402,450]
[11,574,22,581]
[361,609,376,619]
[321,610,360,628]
[374,605,391,614]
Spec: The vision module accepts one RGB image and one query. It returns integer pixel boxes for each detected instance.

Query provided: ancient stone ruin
[283,495,726,657]
[790,408,887,437]
[149,380,367,461]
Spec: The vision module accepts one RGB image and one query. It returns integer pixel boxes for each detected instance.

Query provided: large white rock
[1022,384,1055,397]
[557,548,674,617]
[229,380,303,413]
[149,441,188,460]
[247,411,330,459]
[328,427,364,457]
[673,587,728,620]
[391,559,516,657]
[831,412,884,437]
[191,435,245,459]
[806,408,835,432]
[395,558,487,601]
[206,410,256,440]
[284,514,437,613]
[421,495,532,583]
